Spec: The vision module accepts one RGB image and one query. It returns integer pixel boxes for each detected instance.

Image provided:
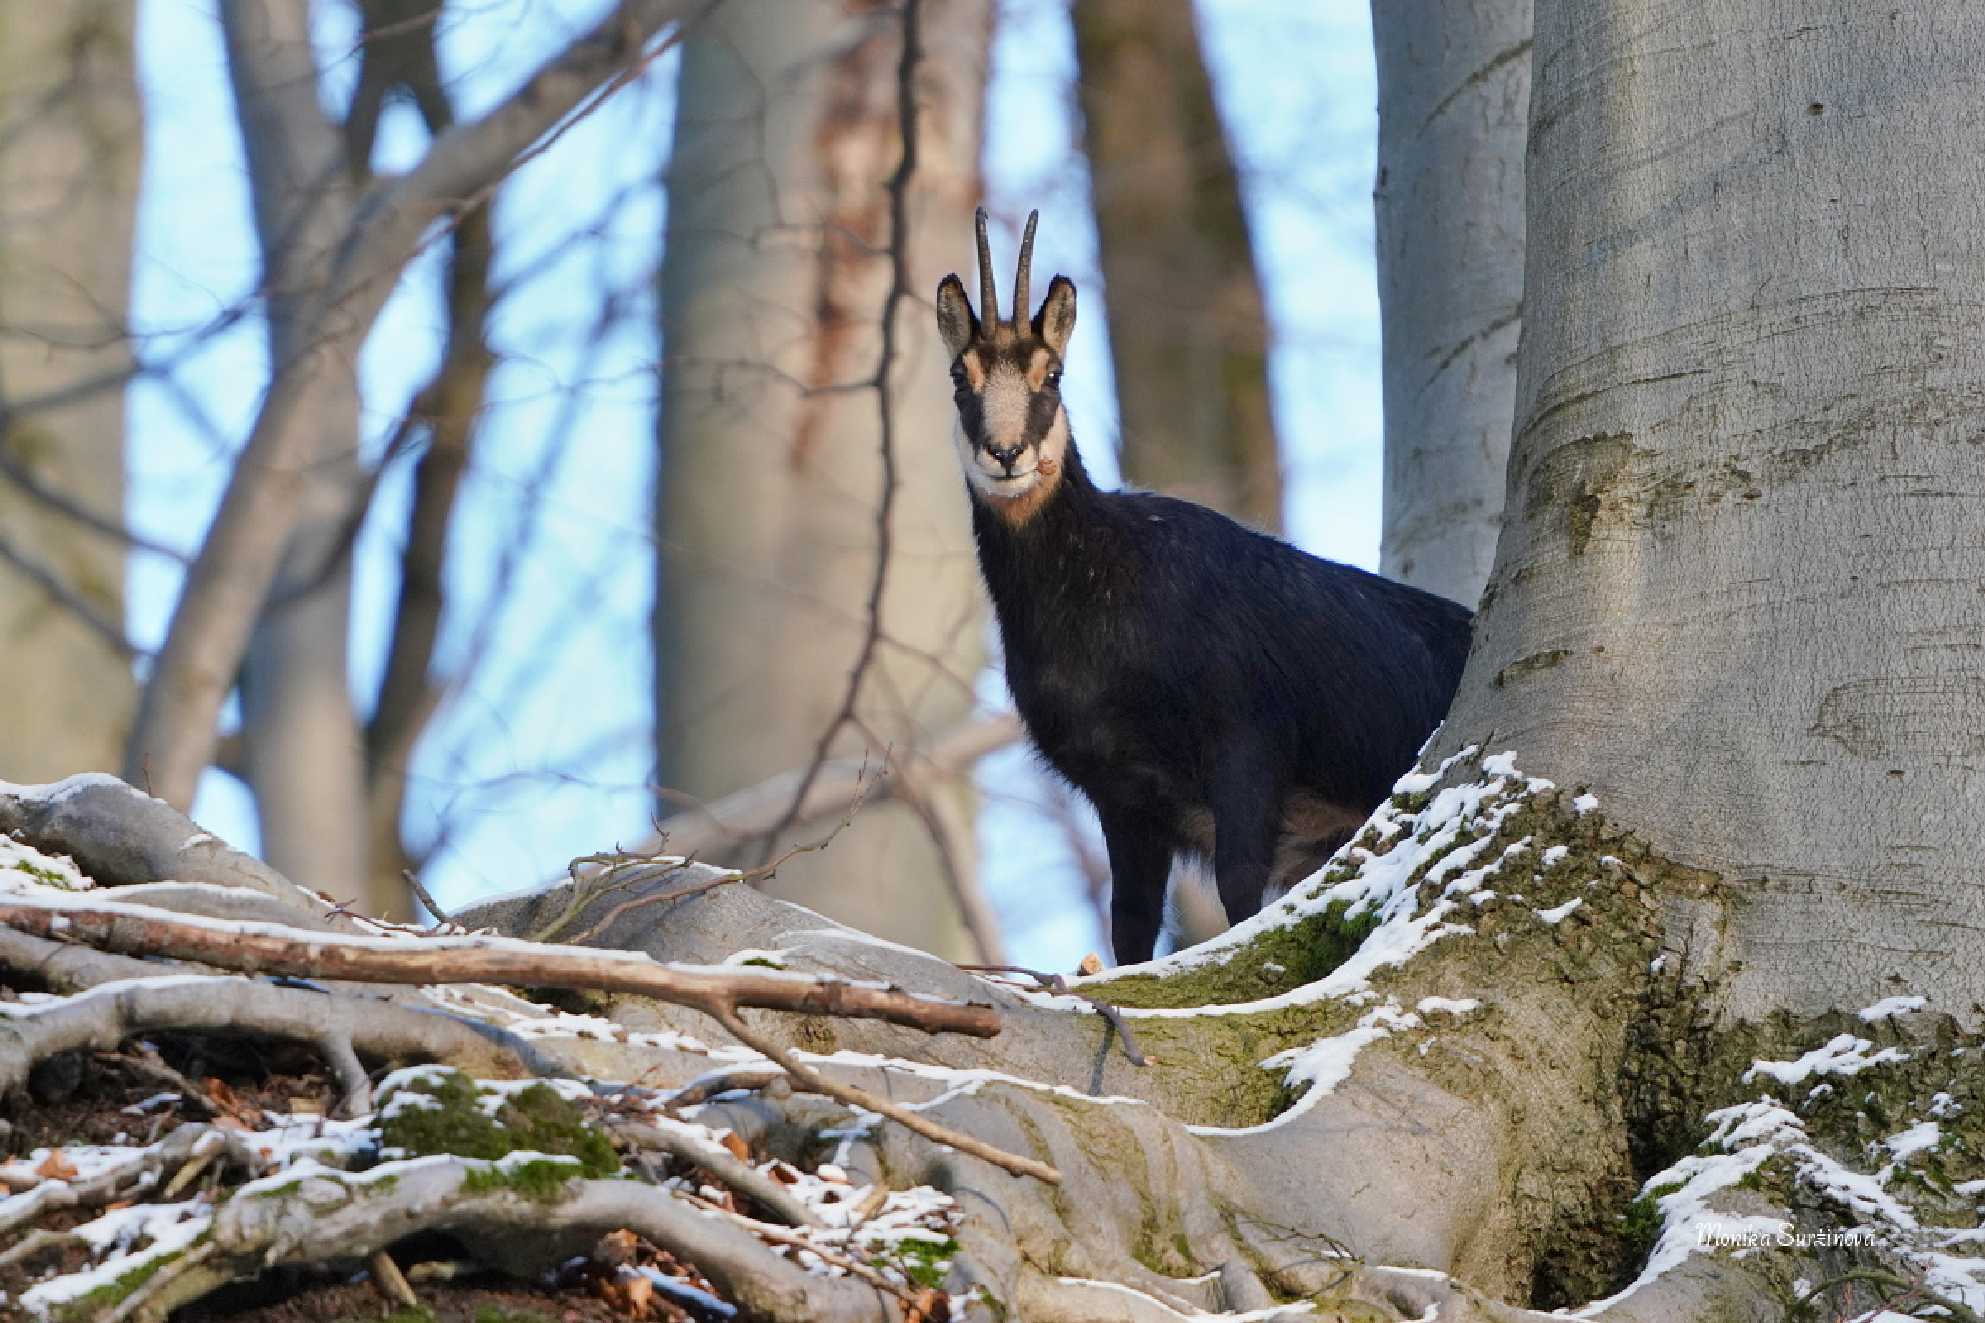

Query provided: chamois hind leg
[1210,743,1281,928]
[1097,807,1172,965]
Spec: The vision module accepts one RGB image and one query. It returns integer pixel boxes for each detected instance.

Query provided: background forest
[8,3,1985,1322]
[1,0,1387,967]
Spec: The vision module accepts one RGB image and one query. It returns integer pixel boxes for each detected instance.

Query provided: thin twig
[710,1005,1059,1185]
[0,530,142,658]
[959,964,1148,1067]
[614,1119,821,1228]
[565,780,874,947]
[402,868,454,927]
[680,1190,922,1308]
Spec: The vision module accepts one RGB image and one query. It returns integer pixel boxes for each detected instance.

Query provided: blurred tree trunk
[1072,0,1282,532]
[221,1,370,910]
[0,2,142,781]
[1371,0,1530,608]
[655,0,995,957]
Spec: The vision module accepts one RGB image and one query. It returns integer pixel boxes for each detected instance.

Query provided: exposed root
[216,1157,903,1323]
[711,1005,1062,1184]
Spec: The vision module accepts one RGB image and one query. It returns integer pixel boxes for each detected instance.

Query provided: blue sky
[124,0,1380,968]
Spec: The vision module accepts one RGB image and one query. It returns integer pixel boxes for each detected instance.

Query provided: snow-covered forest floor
[2,766,1983,1322]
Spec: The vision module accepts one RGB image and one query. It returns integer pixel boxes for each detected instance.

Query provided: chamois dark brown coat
[938,211,1471,964]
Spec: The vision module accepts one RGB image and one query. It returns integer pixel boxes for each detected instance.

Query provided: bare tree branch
[0,897,1002,1037]
[0,448,189,563]
[651,713,1021,858]
[0,925,543,1086]
[125,0,716,812]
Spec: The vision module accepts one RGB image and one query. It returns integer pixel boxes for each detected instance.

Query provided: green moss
[6,859,76,888]
[377,1070,618,1178]
[51,1241,199,1322]
[462,1154,585,1203]
[880,1235,958,1290]
[1616,1193,1663,1279]
[1083,898,1381,1012]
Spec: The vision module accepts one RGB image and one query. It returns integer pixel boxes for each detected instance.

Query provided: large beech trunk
[1443,0,1985,1026]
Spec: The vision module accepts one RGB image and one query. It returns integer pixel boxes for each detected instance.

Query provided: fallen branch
[711,1006,1061,1186]
[0,897,1001,1037]
[680,1190,926,1311]
[0,1123,228,1242]
[0,925,544,1081]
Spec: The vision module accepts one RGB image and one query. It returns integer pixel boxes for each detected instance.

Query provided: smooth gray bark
[655,0,993,956]
[0,2,141,780]
[1372,0,1530,608]
[1444,0,1985,1025]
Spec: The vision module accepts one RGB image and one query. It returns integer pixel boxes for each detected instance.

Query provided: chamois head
[935,209,1078,525]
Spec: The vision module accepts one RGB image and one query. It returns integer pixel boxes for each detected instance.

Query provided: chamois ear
[1033,275,1076,355]
[936,274,978,359]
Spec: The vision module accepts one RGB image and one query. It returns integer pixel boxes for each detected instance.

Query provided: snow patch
[1859,995,1927,1023]
[1744,1034,1908,1086]
[1533,898,1583,925]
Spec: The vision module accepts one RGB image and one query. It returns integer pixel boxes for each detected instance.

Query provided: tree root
[203,1157,907,1323]
[711,1005,1061,1184]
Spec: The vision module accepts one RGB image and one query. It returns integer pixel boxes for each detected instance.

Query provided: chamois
[937,209,1473,965]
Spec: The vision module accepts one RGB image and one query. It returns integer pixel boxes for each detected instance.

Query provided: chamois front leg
[1210,741,1281,928]
[1096,806,1173,966]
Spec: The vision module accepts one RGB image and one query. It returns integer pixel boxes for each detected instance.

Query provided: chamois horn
[1012,209,1039,321]
[975,207,1000,324]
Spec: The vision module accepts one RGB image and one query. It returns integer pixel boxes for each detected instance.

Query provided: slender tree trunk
[0,2,141,781]
[221,1,371,910]
[1372,0,1530,607]
[1447,0,1985,1024]
[655,0,994,956]
[1071,0,1282,531]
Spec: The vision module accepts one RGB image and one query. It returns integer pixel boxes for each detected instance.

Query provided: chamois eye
[1045,369,1063,390]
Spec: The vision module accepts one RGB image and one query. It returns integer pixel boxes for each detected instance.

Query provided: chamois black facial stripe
[1024,380,1059,447]
[956,386,985,443]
